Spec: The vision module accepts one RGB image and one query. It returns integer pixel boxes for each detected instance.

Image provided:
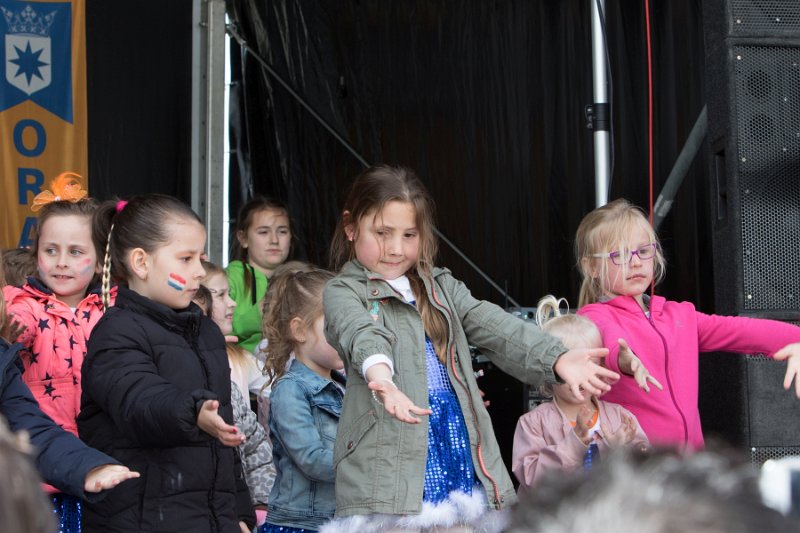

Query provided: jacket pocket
[333,408,376,468]
[312,400,342,441]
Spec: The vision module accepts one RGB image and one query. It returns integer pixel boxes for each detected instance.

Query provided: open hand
[774,342,800,399]
[84,464,140,493]
[368,379,431,424]
[617,338,663,393]
[554,347,619,401]
[197,399,245,447]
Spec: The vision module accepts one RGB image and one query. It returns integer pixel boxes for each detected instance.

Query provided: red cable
[645,0,654,224]
[645,0,655,296]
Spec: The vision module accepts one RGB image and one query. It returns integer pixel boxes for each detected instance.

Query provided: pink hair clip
[115,200,128,213]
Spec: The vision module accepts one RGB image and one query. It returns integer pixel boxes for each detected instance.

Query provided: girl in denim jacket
[261,268,344,533]
[321,166,618,533]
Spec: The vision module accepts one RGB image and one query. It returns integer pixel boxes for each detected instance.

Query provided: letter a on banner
[0,0,87,248]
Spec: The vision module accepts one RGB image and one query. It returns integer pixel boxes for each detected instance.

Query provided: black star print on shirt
[60,317,70,327]
[38,318,50,332]
[82,310,91,322]
[43,381,61,400]
[65,357,73,368]
[69,336,78,350]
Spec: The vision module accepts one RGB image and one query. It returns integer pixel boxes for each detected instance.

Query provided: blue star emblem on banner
[0,1,73,123]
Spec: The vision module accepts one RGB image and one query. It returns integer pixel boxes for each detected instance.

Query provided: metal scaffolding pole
[590,0,611,208]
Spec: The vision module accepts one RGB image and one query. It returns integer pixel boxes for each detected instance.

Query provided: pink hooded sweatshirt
[579,295,800,449]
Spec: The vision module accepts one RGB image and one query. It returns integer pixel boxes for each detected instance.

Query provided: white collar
[386,276,415,303]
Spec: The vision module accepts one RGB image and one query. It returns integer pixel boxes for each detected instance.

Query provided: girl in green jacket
[321,165,617,532]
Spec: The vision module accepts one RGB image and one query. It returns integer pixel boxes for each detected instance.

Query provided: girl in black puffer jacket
[78,195,255,533]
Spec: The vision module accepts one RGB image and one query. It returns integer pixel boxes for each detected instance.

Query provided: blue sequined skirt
[52,493,81,533]
[423,339,476,504]
[260,524,316,533]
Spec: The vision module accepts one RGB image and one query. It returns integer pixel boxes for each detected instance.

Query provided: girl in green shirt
[227,197,295,352]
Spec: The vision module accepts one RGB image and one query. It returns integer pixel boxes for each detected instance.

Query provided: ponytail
[91,194,203,309]
[535,294,602,351]
[92,200,121,310]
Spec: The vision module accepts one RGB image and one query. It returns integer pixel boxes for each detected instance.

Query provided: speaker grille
[733,45,800,313]
[751,446,800,467]
[731,1,800,33]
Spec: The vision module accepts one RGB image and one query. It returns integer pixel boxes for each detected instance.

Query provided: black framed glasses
[591,243,658,266]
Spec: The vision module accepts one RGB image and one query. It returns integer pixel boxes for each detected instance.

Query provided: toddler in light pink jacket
[512,296,649,491]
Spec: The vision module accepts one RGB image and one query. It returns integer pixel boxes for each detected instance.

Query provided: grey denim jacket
[323,260,567,518]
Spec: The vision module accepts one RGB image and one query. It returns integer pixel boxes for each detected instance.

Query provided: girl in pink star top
[2,176,117,533]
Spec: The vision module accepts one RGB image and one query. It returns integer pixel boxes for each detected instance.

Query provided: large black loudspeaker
[700,0,800,463]
[699,351,800,465]
[702,0,800,320]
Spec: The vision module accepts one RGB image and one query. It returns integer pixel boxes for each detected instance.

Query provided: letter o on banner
[13,119,47,157]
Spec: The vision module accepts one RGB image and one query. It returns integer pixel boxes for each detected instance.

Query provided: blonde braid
[101,223,115,310]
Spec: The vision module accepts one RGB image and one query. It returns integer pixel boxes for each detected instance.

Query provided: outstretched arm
[84,464,140,493]
[553,348,619,401]
[367,363,432,424]
[197,399,245,447]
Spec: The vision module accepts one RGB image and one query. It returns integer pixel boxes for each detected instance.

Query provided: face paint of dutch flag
[167,273,186,292]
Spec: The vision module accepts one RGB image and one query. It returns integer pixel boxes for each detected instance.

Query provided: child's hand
[617,338,663,393]
[0,317,26,343]
[225,335,239,344]
[573,405,593,445]
[84,464,140,493]
[553,347,619,401]
[197,399,246,447]
[774,342,800,398]
[368,379,432,424]
[239,521,250,533]
[601,413,638,449]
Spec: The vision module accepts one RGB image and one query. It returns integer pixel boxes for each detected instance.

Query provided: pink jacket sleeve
[511,404,587,490]
[696,313,800,356]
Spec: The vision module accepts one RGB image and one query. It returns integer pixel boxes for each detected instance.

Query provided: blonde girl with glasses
[575,198,800,450]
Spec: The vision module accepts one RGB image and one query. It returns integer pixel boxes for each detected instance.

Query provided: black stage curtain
[86,1,193,201]
[226,0,712,473]
[226,0,712,313]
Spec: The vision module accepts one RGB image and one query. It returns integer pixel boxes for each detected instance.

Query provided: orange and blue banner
[1,0,86,248]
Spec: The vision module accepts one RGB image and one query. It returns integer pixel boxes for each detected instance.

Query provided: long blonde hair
[574,199,666,307]
[329,165,449,363]
[262,268,334,384]
[199,260,251,370]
